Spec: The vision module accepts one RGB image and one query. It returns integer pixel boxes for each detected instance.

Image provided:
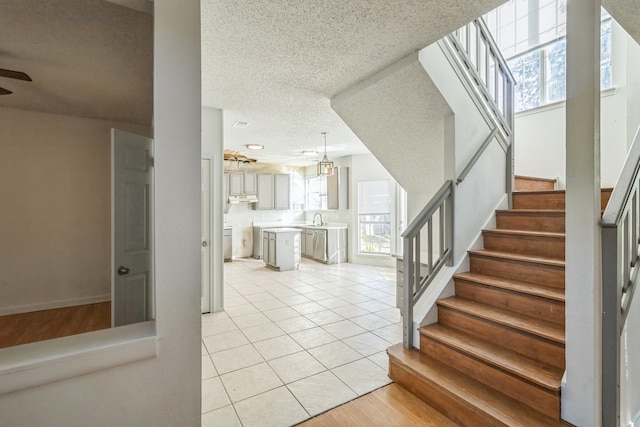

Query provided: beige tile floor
[201,258,402,427]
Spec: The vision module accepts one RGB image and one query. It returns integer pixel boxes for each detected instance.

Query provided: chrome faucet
[313,213,323,226]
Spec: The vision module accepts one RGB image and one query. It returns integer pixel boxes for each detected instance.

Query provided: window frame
[357,180,392,255]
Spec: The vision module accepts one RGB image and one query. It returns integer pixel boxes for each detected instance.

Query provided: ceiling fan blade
[0,68,32,81]
[0,87,13,95]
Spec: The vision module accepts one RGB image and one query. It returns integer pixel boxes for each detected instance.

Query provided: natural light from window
[358,180,392,255]
[485,0,612,112]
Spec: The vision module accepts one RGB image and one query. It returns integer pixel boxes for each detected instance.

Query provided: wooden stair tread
[496,209,565,215]
[515,175,557,183]
[420,324,563,391]
[438,296,565,344]
[454,272,565,302]
[483,229,565,239]
[388,344,566,427]
[469,249,565,268]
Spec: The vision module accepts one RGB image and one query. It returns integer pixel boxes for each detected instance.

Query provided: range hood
[228,195,258,204]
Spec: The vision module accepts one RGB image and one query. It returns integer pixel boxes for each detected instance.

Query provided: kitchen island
[263,228,301,271]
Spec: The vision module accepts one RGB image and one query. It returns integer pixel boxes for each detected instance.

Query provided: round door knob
[202,241,208,247]
[117,266,130,276]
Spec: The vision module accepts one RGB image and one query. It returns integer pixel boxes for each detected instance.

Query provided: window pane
[359,214,391,254]
[358,180,391,214]
[358,181,391,254]
[510,51,541,111]
[600,20,612,89]
[545,40,566,103]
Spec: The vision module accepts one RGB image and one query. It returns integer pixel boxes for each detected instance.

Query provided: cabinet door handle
[117,266,130,276]
[202,241,208,247]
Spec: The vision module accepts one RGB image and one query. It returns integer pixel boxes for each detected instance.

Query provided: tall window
[486,1,613,112]
[358,180,391,255]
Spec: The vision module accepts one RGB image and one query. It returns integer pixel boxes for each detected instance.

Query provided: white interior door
[201,158,212,313]
[112,128,153,327]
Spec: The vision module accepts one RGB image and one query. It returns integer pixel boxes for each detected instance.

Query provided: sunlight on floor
[201,258,401,427]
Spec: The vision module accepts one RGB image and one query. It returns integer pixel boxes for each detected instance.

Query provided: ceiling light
[317,132,334,176]
[302,150,317,156]
[245,144,264,150]
[233,121,249,128]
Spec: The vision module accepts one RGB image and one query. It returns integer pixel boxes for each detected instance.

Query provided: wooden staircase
[388,188,612,426]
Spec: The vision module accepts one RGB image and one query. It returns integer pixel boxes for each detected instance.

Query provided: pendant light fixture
[317,132,334,176]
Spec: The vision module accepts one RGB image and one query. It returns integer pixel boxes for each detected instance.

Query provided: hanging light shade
[317,132,334,176]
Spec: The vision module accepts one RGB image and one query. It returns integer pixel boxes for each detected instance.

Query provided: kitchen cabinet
[274,173,291,210]
[228,172,257,195]
[254,173,291,210]
[327,167,349,210]
[255,173,274,210]
[244,172,257,194]
[228,173,244,196]
[263,228,301,271]
[223,227,232,262]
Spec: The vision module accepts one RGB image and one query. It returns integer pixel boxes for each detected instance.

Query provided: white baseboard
[0,294,111,316]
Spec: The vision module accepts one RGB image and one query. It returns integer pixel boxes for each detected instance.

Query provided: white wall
[0,107,151,315]
[627,36,640,144]
[0,1,202,425]
[514,21,639,189]
[420,42,506,262]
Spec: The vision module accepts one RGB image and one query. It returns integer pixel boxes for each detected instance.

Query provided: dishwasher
[312,229,327,262]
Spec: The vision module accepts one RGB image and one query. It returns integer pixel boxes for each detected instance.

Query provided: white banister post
[563,0,602,425]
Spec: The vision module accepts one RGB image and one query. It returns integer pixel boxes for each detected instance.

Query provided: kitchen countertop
[253,222,347,230]
[300,225,347,230]
[264,227,302,233]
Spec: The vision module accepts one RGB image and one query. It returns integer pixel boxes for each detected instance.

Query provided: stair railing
[440,17,516,205]
[601,127,640,426]
[402,181,454,348]
[402,18,515,349]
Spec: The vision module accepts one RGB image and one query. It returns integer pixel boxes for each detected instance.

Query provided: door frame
[202,153,225,313]
[201,158,212,313]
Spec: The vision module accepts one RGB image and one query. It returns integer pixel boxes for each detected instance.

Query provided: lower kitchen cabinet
[263,228,301,271]
[223,227,232,262]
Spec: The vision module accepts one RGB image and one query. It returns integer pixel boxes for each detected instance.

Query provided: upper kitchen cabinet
[274,174,291,210]
[228,172,257,196]
[228,173,244,196]
[243,172,257,194]
[255,173,274,210]
[255,173,291,210]
[327,167,348,210]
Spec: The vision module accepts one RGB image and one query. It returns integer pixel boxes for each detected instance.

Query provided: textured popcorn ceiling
[0,0,153,125]
[0,0,506,163]
[332,58,451,193]
[202,0,506,164]
[604,0,640,44]
[7,0,637,165]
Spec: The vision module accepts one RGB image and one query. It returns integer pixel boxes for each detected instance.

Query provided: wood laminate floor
[296,383,456,427]
[0,302,111,349]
